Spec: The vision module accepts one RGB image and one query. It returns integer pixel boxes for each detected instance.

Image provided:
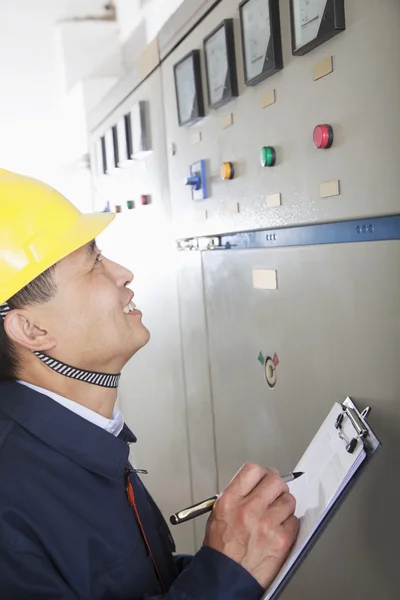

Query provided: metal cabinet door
[199,241,400,599]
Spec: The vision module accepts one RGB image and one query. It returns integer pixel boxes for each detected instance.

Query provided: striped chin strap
[0,302,10,320]
[0,301,121,389]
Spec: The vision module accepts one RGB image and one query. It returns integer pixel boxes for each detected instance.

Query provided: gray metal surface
[91,69,196,554]
[86,0,400,586]
[161,0,400,239]
[176,251,218,546]
[194,240,400,599]
[88,63,142,133]
[158,0,222,61]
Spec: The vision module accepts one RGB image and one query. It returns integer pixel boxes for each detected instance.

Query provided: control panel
[160,0,399,239]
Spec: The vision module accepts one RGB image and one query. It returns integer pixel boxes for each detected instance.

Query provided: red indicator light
[313,124,334,149]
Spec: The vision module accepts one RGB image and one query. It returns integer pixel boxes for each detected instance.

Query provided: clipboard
[263,397,381,600]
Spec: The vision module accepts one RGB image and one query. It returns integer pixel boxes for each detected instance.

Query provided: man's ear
[4,310,56,352]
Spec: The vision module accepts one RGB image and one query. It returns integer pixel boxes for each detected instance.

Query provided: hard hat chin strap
[1,301,121,388]
[0,302,10,319]
[32,352,121,388]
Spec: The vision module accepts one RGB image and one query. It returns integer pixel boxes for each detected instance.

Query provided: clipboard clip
[335,402,371,454]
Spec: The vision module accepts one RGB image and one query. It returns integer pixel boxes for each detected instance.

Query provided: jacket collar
[0,380,137,481]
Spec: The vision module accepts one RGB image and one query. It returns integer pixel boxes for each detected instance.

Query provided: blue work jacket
[0,381,263,599]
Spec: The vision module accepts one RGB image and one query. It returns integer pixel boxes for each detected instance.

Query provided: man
[0,169,299,599]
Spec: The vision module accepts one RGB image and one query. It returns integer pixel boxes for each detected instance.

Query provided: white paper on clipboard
[263,403,368,600]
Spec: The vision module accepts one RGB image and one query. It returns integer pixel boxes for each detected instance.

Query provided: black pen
[170,472,304,525]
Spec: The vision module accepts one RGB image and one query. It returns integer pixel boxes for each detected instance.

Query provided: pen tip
[293,472,304,479]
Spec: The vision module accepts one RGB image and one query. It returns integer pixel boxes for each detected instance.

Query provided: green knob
[260,146,276,167]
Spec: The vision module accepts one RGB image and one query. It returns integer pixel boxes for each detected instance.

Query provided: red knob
[313,124,334,149]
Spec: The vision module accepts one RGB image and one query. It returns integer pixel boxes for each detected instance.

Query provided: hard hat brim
[1,211,115,303]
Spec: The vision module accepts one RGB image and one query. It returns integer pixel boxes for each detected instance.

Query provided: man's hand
[203,463,300,589]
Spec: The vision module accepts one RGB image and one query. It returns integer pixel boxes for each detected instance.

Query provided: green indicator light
[260,146,276,167]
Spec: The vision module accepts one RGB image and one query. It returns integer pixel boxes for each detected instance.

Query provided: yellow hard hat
[0,169,115,304]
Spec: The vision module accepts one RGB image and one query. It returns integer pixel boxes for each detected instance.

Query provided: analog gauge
[129,101,152,159]
[94,138,105,177]
[204,20,238,110]
[174,50,205,127]
[105,128,117,174]
[239,0,283,86]
[290,0,345,56]
[116,117,129,166]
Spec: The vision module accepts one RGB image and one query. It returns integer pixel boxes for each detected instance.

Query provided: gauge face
[205,26,228,107]
[129,101,151,159]
[293,0,327,51]
[204,19,238,110]
[105,128,116,174]
[290,0,345,56]
[130,102,142,156]
[116,118,128,165]
[242,0,271,82]
[239,0,283,86]
[174,51,204,126]
[94,138,105,176]
[175,56,195,125]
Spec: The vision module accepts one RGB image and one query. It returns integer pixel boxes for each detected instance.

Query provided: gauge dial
[174,51,204,126]
[204,19,238,109]
[175,57,195,125]
[290,0,345,56]
[105,128,116,174]
[129,101,151,159]
[116,117,128,165]
[293,0,327,51]
[240,0,283,86]
[205,26,228,107]
[242,0,271,82]
[94,138,105,177]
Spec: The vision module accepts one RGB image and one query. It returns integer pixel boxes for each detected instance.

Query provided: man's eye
[94,253,104,265]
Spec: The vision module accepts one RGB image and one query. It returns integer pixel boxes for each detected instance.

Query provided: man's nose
[107,259,134,288]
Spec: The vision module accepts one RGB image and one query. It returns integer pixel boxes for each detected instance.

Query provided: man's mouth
[123,301,137,314]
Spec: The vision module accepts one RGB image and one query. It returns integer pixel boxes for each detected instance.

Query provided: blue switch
[185,173,201,190]
[185,160,208,201]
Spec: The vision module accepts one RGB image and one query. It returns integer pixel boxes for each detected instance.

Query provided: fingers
[222,462,280,500]
[262,514,300,562]
[279,514,300,552]
[248,471,290,507]
[204,463,300,590]
[265,492,297,528]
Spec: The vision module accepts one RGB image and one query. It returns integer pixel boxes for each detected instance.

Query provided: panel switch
[185,173,201,190]
[185,160,208,201]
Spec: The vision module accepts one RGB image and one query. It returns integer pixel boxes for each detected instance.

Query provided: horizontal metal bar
[177,215,400,251]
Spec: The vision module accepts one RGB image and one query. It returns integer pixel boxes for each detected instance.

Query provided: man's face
[35,241,150,372]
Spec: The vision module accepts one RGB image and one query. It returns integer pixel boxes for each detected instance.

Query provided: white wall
[116,0,185,43]
[0,0,185,210]
[0,0,67,189]
[0,0,115,210]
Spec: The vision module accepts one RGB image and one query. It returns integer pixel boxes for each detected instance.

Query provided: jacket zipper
[125,471,166,594]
